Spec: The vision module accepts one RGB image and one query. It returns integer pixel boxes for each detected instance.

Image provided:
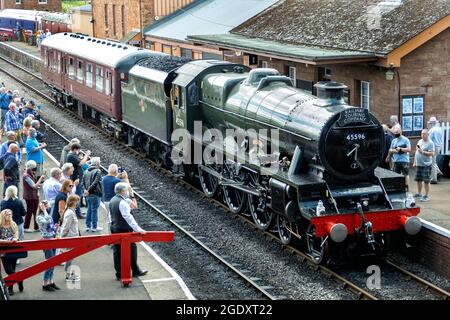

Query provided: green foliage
[62,1,90,14]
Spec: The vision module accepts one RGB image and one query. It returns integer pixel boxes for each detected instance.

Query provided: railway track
[0,53,448,300]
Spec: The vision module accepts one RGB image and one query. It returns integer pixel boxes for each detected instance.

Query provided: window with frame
[57,52,61,73]
[401,95,425,137]
[77,60,83,83]
[261,61,268,68]
[38,0,47,4]
[15,0,21,4]
[289,66,297,87]
[43,48,47,66]
[47,50,51,69]
[68,58,75,79]
[121,5,126,37]
[162,44,172,55]
[360,81,370,110]
[112,5,117,36]
[105,71,111,95]
[96,66,104,92]
[86,63,93,88]
[104,4,108,27]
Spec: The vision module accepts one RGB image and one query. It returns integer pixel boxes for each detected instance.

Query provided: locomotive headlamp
[362,200,369,207]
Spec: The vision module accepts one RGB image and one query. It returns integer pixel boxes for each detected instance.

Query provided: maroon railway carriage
[40,33,152,131]
[41,12,72,34]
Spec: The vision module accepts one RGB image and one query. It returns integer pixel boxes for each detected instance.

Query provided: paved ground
[0,140,193,300]
[5,41,40,58]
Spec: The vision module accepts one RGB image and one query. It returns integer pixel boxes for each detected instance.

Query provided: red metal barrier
[0,231,174,287]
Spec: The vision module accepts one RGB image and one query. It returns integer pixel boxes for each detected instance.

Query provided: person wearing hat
[428,116,443,183]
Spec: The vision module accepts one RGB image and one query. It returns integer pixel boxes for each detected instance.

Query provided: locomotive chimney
[314,81,348,107]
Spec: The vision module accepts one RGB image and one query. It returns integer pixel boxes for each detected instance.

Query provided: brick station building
[91,0,192,45]
[0,0,61,11]
[187,0,450,140]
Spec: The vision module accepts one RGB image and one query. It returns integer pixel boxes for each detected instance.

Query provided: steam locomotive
[41,33,421,263]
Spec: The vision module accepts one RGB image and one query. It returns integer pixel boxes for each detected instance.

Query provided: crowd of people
[382,115,444,202]
[0,84,147,296]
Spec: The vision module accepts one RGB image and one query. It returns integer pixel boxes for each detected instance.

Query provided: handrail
[0,231,174,288]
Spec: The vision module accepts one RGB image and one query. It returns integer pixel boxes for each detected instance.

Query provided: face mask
[395,134,401,138]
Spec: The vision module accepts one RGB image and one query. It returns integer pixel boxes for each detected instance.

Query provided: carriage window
[111,74,114,95]
[77,61,83,83]
[96,67,104,92]
[86,63,93,88]
[47,51,51,68]
[57,52,61,73]
[68,58,74,79]
[43,48,47,66]
[105,71,111,95]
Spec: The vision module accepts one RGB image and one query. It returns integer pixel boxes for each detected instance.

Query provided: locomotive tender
[41,33,421,263]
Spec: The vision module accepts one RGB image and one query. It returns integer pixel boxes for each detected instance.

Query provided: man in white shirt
[109,182,147,280]
[42,167,63,206]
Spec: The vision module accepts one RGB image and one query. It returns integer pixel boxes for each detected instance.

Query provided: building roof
[231,0,450,55]
[144,0,279,42]
[0,9,46,21]
[41,33,153,71]
[71,4,92,13]
[188,33,377,63]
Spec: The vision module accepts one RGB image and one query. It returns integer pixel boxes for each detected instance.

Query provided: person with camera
[67,143,90,219]
[81,157,103,232]
[387,127,411,187]
[2,143,20,196]
[36,200,60,292]
[102,164,129,231]
[25,128,46,178]
[110,182,147,280]
[4,102,23,146]
[22,160,45,232]
[0,86,13,132]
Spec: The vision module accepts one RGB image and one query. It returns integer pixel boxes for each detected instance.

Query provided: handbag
[4,251,28,260]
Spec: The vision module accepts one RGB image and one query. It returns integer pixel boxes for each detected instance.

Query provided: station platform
[408,169,450,231]
[0,141,194,300]
[3,41,40,58]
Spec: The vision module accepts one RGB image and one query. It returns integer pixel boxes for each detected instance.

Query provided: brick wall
[92,0,147,40]
[400,28,450,123]
[92,0,192,42]
[2,0,62,11]
[411,228,450,279]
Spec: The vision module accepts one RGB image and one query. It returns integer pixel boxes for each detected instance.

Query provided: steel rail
[384,259,450,300]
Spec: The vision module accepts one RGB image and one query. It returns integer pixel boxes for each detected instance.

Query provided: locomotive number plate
[346,133,366,141]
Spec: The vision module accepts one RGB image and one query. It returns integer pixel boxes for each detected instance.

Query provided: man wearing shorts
[387,127,411,187]
[413,129,434,202]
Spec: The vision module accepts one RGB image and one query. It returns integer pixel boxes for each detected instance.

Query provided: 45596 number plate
[346,133,366,141]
